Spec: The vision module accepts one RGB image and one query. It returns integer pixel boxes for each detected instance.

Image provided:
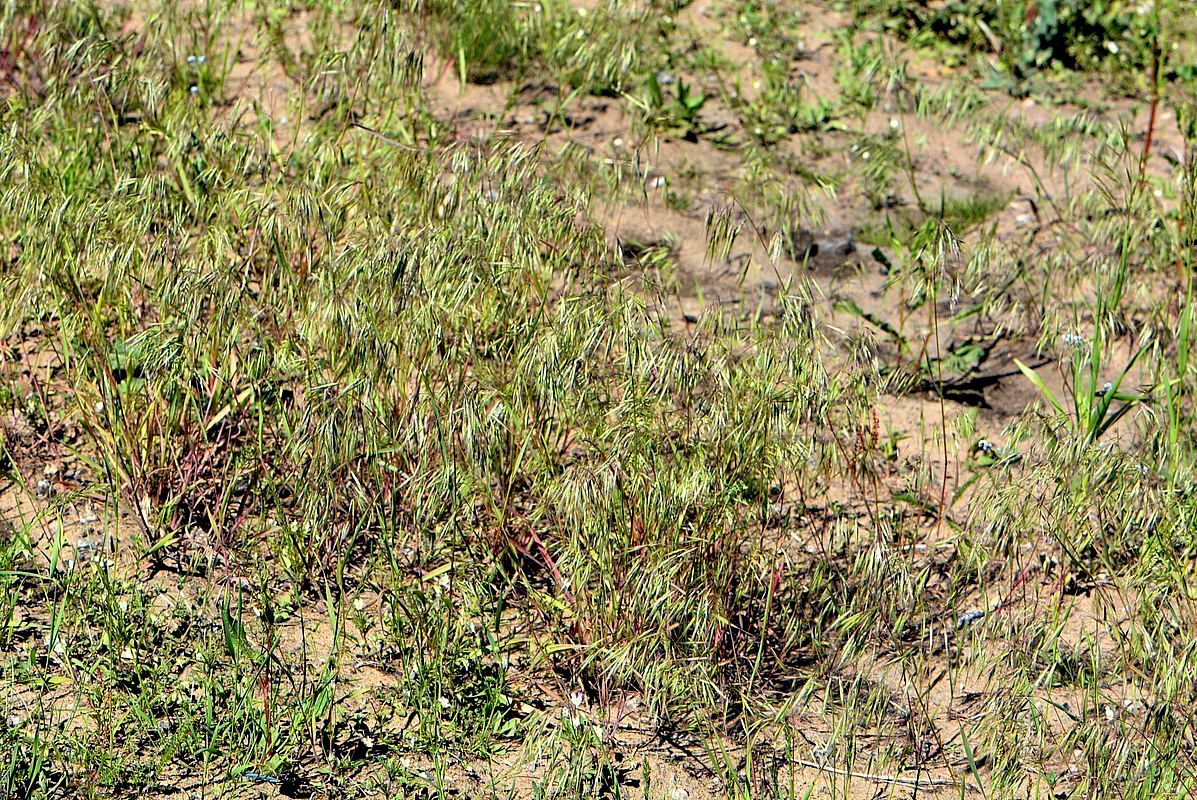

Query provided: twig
[794,759,969,791]
[1138,0,1162,172]
[349,121,424,151]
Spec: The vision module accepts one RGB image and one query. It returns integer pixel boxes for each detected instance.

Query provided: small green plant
[853,0,1161,87]
[738,60,842,143]
[637,71,708,138]
[1015,330,1152,444]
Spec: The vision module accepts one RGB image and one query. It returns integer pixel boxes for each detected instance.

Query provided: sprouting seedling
[674,78,706,123]
[636,71,707,134]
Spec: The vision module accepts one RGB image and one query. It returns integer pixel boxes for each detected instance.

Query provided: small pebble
[957,609,985,627]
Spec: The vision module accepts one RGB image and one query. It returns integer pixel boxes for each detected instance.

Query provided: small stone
[957,609,985,627]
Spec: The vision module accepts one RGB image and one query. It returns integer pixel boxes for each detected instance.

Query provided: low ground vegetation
[2,0,1197,798]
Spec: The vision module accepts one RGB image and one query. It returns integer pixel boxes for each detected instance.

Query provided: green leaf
[959,726,987,795]
[221,599,247,664]
[1014,358,1066,416]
